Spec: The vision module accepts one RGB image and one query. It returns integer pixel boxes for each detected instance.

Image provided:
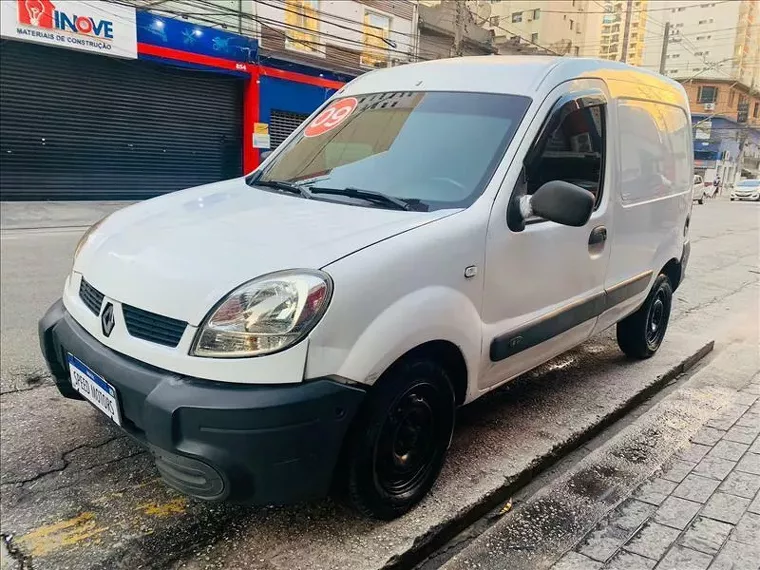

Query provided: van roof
[340,56,687,104]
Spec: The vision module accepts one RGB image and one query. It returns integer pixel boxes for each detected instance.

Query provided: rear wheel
[617,274,673,359]
[340,356,456,520]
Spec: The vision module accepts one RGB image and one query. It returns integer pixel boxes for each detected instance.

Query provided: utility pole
[453,0,465,57]
[620,0,634,63]
[659,21,670,75]
[736,78,756,185]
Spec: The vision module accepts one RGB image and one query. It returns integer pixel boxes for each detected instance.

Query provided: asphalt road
[0,198,758,570]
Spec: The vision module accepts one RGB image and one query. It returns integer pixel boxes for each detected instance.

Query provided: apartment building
[641,0,759,85]
[481,0,603,56]
[597,0,649,65]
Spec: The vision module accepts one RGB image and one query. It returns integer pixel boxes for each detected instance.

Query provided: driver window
[522,103,606,208]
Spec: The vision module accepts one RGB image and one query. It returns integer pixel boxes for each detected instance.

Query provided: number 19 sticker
[304,97,358,138]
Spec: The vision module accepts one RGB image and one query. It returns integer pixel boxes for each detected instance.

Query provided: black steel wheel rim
[374,382,447,497]
[646,288,668,347]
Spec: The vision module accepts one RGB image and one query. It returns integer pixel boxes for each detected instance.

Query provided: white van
[40,57,692,520]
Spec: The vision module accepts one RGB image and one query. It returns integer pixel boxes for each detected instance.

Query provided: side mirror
[523,180,594,227]
[260,150,273,160]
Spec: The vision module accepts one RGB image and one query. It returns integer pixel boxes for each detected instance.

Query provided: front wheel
[617,273,673,359]
[340,356,456,520]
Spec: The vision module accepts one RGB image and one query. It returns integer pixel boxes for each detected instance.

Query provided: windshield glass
[257,91,531,211]
[737,180,760,187]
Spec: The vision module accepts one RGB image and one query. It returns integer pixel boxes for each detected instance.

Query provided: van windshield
[255,91,531,211]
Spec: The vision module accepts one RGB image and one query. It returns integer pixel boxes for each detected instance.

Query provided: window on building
[490,16,499,26]
[754,102,759,119]
[569,19,574,30]
[284,0,320,53]
[531,32,539,43]
[729,90,736,107]
[361,11,391,68]
[573,46,580,55]
[698,86,718,104]
[512,11,522,23]
[699,19,707,24]
[532,9,540,19]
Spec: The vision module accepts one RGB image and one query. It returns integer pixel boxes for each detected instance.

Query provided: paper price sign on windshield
[304,97,358,138]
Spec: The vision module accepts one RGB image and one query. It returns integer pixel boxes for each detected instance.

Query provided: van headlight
[191,270,332,358]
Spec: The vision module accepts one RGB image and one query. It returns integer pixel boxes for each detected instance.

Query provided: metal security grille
[0,41,243,200]
[269,109,310,150]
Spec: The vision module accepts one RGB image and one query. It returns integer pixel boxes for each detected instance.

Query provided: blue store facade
[0,7,354,199]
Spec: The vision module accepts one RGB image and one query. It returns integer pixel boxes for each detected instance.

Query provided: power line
[537,0,731,15]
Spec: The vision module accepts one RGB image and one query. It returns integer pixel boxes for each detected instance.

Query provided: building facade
[481,0,603,57]
[641,0,759,85]
[692,115,760,183]
[0,0,420,200]
[597,0,649,65]
[418,2,496,59]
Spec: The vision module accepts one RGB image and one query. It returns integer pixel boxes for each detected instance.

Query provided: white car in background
[730,179,760,202]
[692,175,706,204]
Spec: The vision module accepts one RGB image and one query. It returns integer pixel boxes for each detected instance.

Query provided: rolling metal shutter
[0,41,243,200]
[269,109,310,150]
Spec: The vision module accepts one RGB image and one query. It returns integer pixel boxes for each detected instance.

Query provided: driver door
[479,83,613,390]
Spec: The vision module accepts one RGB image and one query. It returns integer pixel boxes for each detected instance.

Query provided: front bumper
[39,300,365,504]
[730,193,760,201]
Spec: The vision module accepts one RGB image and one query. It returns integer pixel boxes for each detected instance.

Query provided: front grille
[122,304,187,348]
[79,279,104,315]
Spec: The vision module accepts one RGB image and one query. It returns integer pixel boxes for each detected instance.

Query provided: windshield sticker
[303,98,358,138]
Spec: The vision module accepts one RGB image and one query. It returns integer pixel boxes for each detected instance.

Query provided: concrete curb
[385,340,715,570]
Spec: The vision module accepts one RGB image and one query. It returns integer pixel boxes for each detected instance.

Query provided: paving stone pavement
[551,375,760,570]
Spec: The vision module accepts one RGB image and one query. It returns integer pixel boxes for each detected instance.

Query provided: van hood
[75,178,456,325]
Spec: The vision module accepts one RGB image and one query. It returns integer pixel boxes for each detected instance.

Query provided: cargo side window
[521,104,606,209]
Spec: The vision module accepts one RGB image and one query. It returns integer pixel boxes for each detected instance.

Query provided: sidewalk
[443,340,760,570]
[557,378,760,570]
[0,201,131,231]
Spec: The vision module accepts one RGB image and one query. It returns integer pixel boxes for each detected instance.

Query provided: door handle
[589,225,607,246]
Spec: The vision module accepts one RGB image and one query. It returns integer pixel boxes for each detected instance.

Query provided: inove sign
[0,0,137,59]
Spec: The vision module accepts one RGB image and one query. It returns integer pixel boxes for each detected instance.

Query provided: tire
[340,355,456,520]
[616,273,673,359]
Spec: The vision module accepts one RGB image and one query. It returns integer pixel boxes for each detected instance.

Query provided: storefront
[0,1,351,200]
[0,1,256,200]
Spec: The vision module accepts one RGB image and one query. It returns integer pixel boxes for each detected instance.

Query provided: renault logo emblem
[101,303,115,337]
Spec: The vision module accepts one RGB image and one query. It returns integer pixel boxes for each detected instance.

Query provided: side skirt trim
[489,270,653,362]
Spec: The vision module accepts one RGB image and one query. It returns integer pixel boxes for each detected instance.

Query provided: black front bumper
[39,300,365,504]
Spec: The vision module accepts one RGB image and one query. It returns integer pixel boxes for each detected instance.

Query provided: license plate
[67,354,121,426]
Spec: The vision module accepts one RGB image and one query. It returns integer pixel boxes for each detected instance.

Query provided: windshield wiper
[309,186,413,211]
[250,179,312,199]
